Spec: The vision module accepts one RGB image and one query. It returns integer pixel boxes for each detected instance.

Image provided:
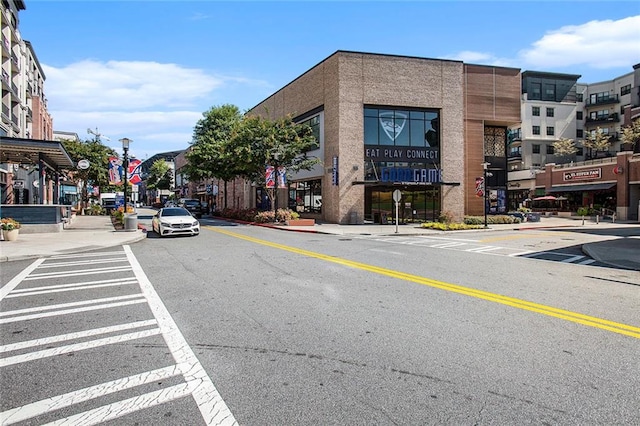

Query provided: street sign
[78,159,90,169]
[393,189,402,202]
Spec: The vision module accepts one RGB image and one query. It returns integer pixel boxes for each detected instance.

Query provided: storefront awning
[547,182,616,193]
[0,136,74,169]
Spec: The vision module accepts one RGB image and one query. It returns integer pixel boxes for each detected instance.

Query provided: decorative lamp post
[119,138,132,212]
[271,151,280,222]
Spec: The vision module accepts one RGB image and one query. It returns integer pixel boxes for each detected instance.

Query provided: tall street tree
[145,159,174,199]
[184,104,244,209]
[231,113,320,211]
[620,119,640,152]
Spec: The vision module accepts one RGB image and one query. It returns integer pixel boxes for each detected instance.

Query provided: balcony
[11,112,19,131]
[10,82,20,101]
[25,106,32,122]
[1,37,9,59]
[10,52,19,71]
[585,113,619,126]
[586,94,619,107]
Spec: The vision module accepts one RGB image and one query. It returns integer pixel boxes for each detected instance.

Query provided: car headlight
[160,222,171,227]
[193,221,199,226]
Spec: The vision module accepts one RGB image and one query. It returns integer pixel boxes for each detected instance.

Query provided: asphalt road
[1,219,639,424]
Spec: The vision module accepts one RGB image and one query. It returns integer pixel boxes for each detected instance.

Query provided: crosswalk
[356,235,600,266]
[0,246,236,425]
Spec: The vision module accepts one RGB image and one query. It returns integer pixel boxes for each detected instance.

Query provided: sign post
[393,189,401,234]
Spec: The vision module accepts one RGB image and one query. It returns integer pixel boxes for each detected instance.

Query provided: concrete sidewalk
[1,210,638,271]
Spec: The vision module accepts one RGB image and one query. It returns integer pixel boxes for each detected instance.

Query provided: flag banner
[475,177,484,197]
[127,159,142,185]
[276,166,287,189]
[265,165,275,188]
[108,157,123,185]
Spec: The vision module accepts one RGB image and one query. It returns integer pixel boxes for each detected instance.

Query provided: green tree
[231,113,320,211]
[620,119,640,151]
[552,137,578,163]
[583,127,611,158]
[146,159,173,193]
[61,138,118,211]
[184,104,244,209]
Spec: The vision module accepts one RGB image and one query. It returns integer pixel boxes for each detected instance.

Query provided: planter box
[286,219,315,226]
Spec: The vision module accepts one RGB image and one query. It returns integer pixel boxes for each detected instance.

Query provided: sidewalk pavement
[1,209,638,271]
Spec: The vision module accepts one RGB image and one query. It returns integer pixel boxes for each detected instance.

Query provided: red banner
[265,165,275,188]
[475,177,484,197]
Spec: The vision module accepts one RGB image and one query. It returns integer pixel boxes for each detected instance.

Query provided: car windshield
[184,200,199,206]
[161,208,192,217]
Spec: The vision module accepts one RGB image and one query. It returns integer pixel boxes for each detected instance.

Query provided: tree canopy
[583,127,611,156]
[552,137,578,161]
[620,119,640,149]
[145,159,173,191]
[61,138,119,205]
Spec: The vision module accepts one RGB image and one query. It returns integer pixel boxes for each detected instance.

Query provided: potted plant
[1,218,21,241]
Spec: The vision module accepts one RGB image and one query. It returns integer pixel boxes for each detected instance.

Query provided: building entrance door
[364,186,440,224]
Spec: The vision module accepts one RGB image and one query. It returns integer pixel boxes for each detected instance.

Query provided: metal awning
[0,136,74,169]
[547,182,616,193]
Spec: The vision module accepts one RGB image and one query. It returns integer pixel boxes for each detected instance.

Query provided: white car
[152,207,200,237]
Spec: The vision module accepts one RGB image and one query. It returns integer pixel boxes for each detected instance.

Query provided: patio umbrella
[533,196,557,201]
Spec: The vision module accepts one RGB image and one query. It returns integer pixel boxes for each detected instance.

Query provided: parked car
[152,207,200,237]
[179,198,206,218]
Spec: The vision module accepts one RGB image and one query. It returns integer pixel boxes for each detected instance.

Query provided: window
[546,127,554,136]
[546,145,555,154]
[576,111,583,120]
[532,106,540,116]
[531,83,541,100]
[543,84,556,101]
[532,144,540,154]
[576,129,583,138]
[532,126,540,135]
[620,84,631,96]
[576,93,583,102]
[298,115,321,150]
[546,108,554,117]
[363,106,439,148]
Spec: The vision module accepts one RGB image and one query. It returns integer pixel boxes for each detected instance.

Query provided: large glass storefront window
[363,106,442,223]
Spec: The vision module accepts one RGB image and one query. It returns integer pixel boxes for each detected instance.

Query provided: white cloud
[43,60,268,158]
[519,15,640,69]
[43,60,224,111]
[442,15,640,74]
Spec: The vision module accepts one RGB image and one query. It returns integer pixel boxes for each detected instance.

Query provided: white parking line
[37,257,129,268]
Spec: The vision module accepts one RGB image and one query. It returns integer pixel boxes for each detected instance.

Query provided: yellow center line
[206,226,640,339]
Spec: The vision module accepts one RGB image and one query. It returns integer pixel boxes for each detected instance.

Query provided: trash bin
[124,213,138,231]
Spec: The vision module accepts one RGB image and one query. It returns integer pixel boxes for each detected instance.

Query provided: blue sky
[18,1,640,161]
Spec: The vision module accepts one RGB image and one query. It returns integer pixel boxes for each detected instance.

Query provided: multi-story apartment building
[507,65,640,215]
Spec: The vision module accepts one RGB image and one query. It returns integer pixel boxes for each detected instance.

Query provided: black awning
[0,136,74,169]
[547,182,616,193]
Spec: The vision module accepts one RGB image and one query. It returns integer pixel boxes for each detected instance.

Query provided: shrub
[254,210,275,223]
[577,207,589,217]
[438,210,455,224]
[421,221,483,231]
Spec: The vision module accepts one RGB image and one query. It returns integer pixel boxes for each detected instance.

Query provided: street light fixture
[120,138,132,212]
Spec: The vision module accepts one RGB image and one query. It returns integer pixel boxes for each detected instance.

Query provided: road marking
[465,246,501,253]
[207,227,640,340]
[0,319,157,353]
[578,259,597,265]
[47,251,125,259]
[5,277,138,298]
[42,382,195,426]
[0,294,143,318]
[0,258,44,300]
[0,328,162,367]
[124,245,237,425]
[37,257,128,268]
[24,265,133,280]
[0,298,146,324]
[0,364,183,425]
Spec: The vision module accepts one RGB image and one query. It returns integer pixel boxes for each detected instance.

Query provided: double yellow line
[207,227,640,339]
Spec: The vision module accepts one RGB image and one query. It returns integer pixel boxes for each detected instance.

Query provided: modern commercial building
[246,50,521,224]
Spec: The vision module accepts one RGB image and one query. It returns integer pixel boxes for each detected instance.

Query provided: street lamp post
[482,162,491,229]
[120,138,132,211]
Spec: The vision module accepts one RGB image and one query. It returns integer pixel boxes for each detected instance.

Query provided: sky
[17,1,640,161]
